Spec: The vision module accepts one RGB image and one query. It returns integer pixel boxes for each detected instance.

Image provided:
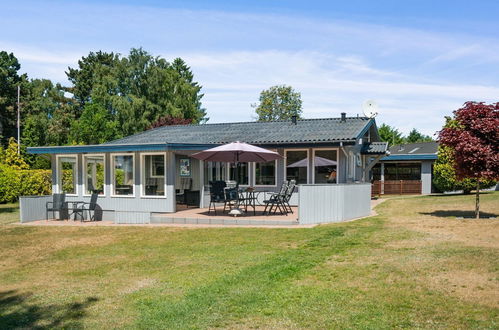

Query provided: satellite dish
[362,99,378,118]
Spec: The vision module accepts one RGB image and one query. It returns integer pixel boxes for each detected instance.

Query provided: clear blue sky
[1,0,498,135]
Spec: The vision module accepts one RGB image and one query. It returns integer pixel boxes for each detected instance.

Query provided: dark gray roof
[106,117,374,146]
[388,142,438,155]
[361,142,388,154]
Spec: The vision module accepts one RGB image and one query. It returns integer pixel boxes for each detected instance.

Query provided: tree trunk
[475,181,480,219]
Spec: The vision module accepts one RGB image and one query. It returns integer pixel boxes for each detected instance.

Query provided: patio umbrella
[191,141,282,163]
[287,156,337,168]
[192,141,282,216]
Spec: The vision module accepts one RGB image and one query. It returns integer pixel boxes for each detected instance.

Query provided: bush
[433,146,495,193]
[0,166,52,203]
[19,169,52,197]
[0,164,21,203]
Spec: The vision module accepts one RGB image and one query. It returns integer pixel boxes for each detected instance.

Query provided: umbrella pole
[229,153,244,217]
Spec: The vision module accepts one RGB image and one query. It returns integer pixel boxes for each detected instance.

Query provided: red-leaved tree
[438,102,499,218]
[148,115,193,129]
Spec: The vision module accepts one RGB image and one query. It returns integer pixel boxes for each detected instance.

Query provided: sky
[1,0,499,136]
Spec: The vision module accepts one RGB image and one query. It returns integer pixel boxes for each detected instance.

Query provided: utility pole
[17,85,21,154]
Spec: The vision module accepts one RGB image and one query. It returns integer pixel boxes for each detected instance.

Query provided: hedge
[0,165,53,203]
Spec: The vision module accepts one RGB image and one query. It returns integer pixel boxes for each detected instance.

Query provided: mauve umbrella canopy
[191,141,282,163]
[287,156,337,168]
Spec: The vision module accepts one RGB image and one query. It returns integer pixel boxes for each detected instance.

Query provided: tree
[148,115,193,129]
[378,124,404,146]
[0,137,28,170]
[405,128,433,143]
[0,51,27,145]
[438,102,499,218]
[253,85,302,121]
[432,145,493,194]
[69,103,119,145]
[66,48,206,139]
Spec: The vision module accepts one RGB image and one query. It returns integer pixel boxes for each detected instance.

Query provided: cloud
[0,1,498,136]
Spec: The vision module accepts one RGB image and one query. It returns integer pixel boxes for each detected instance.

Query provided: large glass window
[204,161,226,186]
[113,155,134,196]
[314,149,338,184]
[285,150,308,184]
[58,156,77,194]
[143,154,166,196]
[229,162,249,185]
[83,155,104,195]
[255,160,276,186]
[384,163,421,180]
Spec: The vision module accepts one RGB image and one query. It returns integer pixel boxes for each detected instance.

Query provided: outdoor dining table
[64,201,85,221]
[239,189,258,216]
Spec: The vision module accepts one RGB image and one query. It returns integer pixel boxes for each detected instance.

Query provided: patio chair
[263,181,288,215]
[46,193,67,220]
[75,193,99,222]
[176,177,192,205]
[208,181,226,215]
[282,180,297,214]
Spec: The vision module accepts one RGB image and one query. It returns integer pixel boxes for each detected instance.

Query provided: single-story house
[21,114,388,224]
[371,141,438,195]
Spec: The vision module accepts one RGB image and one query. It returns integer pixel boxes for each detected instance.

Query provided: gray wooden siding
[298,183,371,224]
[20,196,53,223]
[21,147,370,224]
[421,160,433,194]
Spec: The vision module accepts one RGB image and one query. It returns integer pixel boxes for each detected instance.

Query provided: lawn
[0,193,498,329]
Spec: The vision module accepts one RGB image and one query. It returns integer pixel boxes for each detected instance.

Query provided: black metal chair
[208,181,226,215]
[75,193,99,222]
[282,180,297,214]
[263,181,288,215]
[46,193,67,220]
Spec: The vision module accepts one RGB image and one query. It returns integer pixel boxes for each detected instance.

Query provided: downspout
[339,142,349,184]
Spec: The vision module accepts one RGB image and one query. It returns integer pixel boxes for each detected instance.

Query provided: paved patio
[150,205,299,226]
[21,200,383,228]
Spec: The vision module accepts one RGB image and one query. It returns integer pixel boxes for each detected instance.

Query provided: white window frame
[110,153,135,198]
[56,154,78,196]
[253,149,278,187]
[312,148,340,184]
[140,152,167,198]
[284,149,309,184]
[203,161,227,187]
[82,154,106,196]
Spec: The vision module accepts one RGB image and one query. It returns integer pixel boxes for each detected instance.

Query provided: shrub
[0,164,21,203]
[19,169,52,197]
[433,146,495,194]
[0,166,53,203]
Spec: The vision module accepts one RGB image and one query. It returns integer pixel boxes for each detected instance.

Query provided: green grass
[0,193,498,328]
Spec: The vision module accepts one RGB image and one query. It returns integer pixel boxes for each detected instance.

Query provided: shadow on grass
[0,207,17,214]
[0,290,98,329]
[424,191,496,198]
[420,210,497,219]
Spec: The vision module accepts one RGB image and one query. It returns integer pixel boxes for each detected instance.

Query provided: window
[57,155,77,195]
[204,161,226,186]
[83,155,105,195]
[384,163,421,180]
[150,156,165,177]
[314,149,338,184]
[255,160,277,186]
[229,162,249,185]
[112,154,134,196]
[285,150,308,184]
[142,154,166,197]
